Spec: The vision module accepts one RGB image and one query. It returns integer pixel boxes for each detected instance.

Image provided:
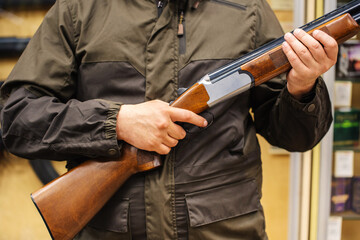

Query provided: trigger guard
[182,111,214,135]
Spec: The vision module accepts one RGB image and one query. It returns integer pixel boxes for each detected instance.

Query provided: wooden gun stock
[31,2,360,239]
[31,145,161,240]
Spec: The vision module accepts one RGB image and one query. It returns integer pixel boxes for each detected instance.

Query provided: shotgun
[31,1,360,239]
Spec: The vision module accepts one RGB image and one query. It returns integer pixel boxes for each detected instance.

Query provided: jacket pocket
[88,199,130,234]
[184,180,266,239]
[185,179,260,227]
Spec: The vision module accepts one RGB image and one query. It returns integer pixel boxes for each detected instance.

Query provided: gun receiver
[31,1,360,239]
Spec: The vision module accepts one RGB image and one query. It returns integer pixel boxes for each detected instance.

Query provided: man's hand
[282,28,338,100]
[116,100,208,155]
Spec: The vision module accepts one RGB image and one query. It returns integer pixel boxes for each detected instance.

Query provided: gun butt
[31,144,161,240]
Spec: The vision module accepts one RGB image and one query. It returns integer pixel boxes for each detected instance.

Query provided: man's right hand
[116,100,208,155]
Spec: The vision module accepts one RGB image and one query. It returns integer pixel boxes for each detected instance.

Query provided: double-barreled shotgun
[31,0,360,239]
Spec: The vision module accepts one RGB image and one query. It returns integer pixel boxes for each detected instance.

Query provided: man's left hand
[282,28,338,100]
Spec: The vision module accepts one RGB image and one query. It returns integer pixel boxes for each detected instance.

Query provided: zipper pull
[157,0,164,17]
[178,11,184,37]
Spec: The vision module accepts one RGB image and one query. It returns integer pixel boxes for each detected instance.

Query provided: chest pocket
[182,0,255,66]
[185,180,267,240]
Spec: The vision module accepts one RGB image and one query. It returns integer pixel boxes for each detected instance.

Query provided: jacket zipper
[211,0,247,10]
[178,11,186,55]
[158,0,164,17]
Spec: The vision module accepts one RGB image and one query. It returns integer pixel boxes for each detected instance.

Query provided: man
[1,0,336,239]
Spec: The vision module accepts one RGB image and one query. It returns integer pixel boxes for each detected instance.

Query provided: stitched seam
[171,7,179,239]
[64,0,79,46]
[61,0,79,94]
[253,0,258,49]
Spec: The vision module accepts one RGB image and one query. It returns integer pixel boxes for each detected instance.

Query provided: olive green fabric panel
[144,1,180,239]
[70,0,157,76]
[179,0,284,69]
[145,154,178,240]
[180,0,256,68]
[254,0,284,48]
[144,1,179,102]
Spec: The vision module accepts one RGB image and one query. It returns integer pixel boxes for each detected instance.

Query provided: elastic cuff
[285,77,320,103]
[282,77,324,114]
[104,101,123,140]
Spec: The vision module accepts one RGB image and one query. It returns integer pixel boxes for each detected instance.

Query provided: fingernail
[294,29,301,35]
[203,120,208,127]
[313,30,319,36]
[284,32,291,40]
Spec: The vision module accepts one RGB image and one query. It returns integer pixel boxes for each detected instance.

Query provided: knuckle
[288,54,298,63]
[299,48,308,57]
[321,65,328,73]
[157,119,169,129]
[153,131,163,140]
[148,139,157,148]
[182,111,192,121]
[158,107,168,115]
[328,40,338,49]
[159,147,170,155]
[312,42,321,50]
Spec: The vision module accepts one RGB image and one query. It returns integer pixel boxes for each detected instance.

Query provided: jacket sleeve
[250,0,333,152]
[0,0,122,160]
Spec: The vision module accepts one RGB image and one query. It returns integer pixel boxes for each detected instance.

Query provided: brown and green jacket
[1,0,332,239]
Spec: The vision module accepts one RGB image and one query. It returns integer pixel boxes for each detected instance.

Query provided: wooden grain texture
[170,83,210,113]
[31,144,161,240]
[242,13,360,87]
